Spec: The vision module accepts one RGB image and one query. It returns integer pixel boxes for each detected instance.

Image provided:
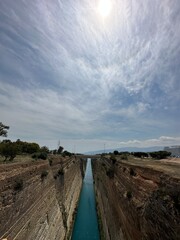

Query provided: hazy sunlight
[98,0,112,17]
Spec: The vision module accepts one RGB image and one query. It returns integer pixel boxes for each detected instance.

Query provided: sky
[0,0,180,153]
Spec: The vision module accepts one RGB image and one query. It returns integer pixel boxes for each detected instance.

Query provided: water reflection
[71,159,100,240]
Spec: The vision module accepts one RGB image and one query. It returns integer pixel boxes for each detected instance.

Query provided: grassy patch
[0,154,32,164]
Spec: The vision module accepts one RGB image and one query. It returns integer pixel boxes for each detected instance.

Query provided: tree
[0,122,9,137]
[15,139,24,154]
[0,142,18,161]
[110,154,117,164]
[114,150,119,155]
[52,149,57,154]
[32,152,47,160]
[40,146,49,153]
[62,150,72,157]
[57,146,64,154]
[133,152,148,158]
[23,142,40,154]
[149,151,171,159]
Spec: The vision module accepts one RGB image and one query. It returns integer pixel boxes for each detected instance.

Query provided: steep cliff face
[92,157,180,240]
[0,156,85,240]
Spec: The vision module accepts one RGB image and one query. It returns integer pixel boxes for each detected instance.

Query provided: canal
[71,158,100,240]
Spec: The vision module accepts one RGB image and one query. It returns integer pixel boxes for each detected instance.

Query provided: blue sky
[0,0,180,152]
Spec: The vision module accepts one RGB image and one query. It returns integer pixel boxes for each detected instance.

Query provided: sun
[98,0,112,17]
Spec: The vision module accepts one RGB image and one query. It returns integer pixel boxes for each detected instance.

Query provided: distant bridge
[75,154,101,160]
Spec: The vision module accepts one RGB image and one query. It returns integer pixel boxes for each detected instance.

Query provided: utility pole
[58,140,60,150]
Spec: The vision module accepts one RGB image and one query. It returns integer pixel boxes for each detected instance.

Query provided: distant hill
[85,146,164,155]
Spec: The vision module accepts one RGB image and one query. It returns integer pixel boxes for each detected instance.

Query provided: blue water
[71,159,100,240]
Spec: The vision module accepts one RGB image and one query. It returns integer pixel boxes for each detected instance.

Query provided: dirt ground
[0,155,33,164]
[118,156,180,179]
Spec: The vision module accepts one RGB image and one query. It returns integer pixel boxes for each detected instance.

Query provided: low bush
[130,168,136,176]
[114,150,119,155]
[14,179,23,191]
[48,159,53,166]
[41,170,48,180]
[149,151,171,159]
[106,169,114,179]
[58,169,64,176]
[62,150,72,157]
[31,152,47,160]
[121,154,128,160]
[110,155,117,164]
[126,191,132,200]
[38,152,47,160]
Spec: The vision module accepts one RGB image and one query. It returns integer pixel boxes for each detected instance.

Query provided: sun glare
[98,0,112,17]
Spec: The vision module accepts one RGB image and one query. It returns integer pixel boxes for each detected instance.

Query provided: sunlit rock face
[0,156,86,240]
[1,155,179,240]
[92,157,180,240]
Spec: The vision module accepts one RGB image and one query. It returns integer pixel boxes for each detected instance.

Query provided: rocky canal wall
[0,156,86,240]
[92,157,180,240]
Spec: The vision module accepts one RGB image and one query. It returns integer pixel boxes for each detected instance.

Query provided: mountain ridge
[85,146,164,155]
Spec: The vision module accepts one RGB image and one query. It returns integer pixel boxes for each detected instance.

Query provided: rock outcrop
[1,154,179,240]
[0,156,86,240]
[92,157,180,240]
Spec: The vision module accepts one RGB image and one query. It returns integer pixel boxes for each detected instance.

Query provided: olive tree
[0,122,9,137]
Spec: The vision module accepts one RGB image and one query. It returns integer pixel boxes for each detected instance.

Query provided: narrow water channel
[71,158,100,240]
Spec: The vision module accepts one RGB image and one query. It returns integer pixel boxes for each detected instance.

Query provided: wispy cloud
[118,136,180,148]
[0,0,180,152]
[50,136,180,153]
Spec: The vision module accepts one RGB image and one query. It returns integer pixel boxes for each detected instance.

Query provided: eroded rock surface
[0,156,85,240]
[92,157,180,240]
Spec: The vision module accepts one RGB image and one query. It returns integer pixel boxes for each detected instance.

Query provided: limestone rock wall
[0,156,85,240]
[92,158,180,240]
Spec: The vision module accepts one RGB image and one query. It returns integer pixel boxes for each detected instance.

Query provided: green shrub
[48,159,53,166]
[53,168,64,179]
[132,152,148,158]
[114,150,119,155]
[149,151,171,159]
[106,169,114,179]
[31,152,47,160]
[126,191,132,199]
[0,142,17,161]
[171,192,180,210]
[110,155,117,164]
[62,150,72,157]
[32,153,37,159]
[58,169,64,176]
[121,154,128,160]
[41,170,48,180]
[38,152,47,160]
[14,179,23,191]
[130,168,136,176]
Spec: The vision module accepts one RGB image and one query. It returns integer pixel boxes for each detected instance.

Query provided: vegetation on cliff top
[0,139,73,163]
[102,150,171,160]
[0,122,73,163]
[0,122,9,137]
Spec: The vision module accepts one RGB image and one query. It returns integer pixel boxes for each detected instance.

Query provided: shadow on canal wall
[92,156,180,240]
[0,155,86,240]
[1,154,179,240]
